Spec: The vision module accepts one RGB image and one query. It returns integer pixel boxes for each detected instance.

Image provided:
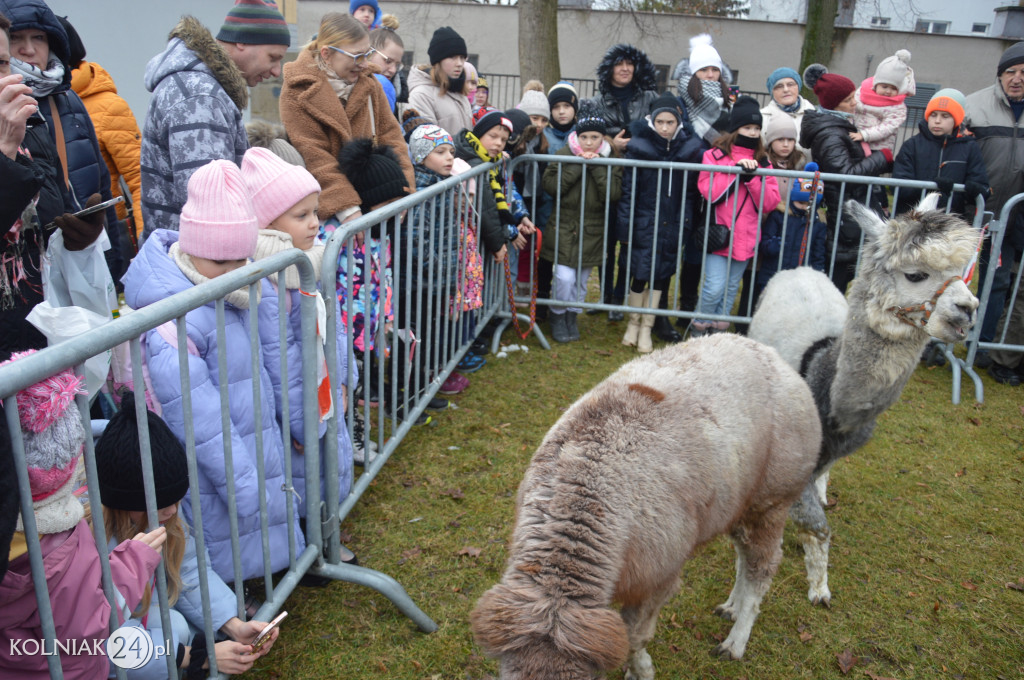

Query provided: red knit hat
[804,64,855,112]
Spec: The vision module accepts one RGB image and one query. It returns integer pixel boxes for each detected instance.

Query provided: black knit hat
[998,41,1024,76]
[56,16,86,68]
[547,81,579,111]
[95,393,189,512]
[504,108,532,144]
[727,96,762,132]
[649,92,681,122]
[427,26,467,65]
[337,139,410,212]
[472,109,513,140]
[575,102,607,136]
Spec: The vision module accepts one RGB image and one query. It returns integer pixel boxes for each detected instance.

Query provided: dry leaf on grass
[441,487,465,499]
[961,581,978,591]
[837,649,859,674]
[458,546,482,558]
[955,467,967,477]
[1006,577,1024,592]
[800,630,813,643]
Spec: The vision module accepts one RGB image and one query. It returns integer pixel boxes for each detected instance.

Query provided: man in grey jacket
[140,0,290,236]
[965,41,1024,385]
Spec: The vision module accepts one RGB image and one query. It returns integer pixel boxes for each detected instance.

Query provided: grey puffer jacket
[584,44,659,138]
[140,17,250,236]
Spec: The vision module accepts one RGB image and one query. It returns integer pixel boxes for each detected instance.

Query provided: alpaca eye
[904,272,929,283]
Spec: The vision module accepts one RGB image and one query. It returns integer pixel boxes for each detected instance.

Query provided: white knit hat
[689,34,724,74]
[873,49,915,95]
[241,147,322,228]
[178,160,259,260]
[518,90,551,119]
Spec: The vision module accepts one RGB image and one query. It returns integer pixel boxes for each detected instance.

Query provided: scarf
[819,106,853,121]
[2,150,43,310]
[318,55,356,102]
[550,118,575,134]
[680,79,725,144]
[448,72,467,97]
[253,230,325,290]
[858,79,907,108]
[170,242,258,310]
[566,130,611,158]
[10,56,65,98]
[778,97,803,114]
[463,130,515,224]
[734,134,760,150]
[608,82,635,123]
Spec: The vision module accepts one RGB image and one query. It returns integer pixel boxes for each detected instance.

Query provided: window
[871,16,891,29]
[972,23,989,35]
[915,19,950,34]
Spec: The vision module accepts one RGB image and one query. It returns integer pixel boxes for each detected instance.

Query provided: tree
[518,0,561,89]
[799,0,840,102]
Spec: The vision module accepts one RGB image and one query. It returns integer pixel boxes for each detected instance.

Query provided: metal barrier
[478,73,598,110]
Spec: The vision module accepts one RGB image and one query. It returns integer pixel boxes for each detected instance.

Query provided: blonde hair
[369,14,403,50]
[104,505,186,615]
[306,12,368,53]
[523,79,545,93]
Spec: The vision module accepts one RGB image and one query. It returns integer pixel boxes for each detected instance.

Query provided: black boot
[653,315,682,343]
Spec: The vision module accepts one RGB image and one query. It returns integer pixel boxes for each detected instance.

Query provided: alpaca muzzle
[888,276,978,340]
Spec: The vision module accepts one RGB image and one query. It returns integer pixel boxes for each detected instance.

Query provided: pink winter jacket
[0,520,162,680]
[698,145,781,262]
[853,77,908,152]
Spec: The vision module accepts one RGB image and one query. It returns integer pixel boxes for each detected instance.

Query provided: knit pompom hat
[217,0,290,47]
[728,96,762,132]
[95,392,189,513]
[241,147,322,228]
[925,88,967,129]
[688,34,724,75]
[401,108,432,143]
[575,103,607,136]
[763,113,798,144]
[804,63,855,111]
[409,124,455,165]
[178,160,259,261]
[766,67,801,93]
[472,108,513,139]
[873,49,914,94]
[547,81,579,111]
[518,90,550,119]
[477,76,489,91]
[791,162,824,202]
[1,350,88,535]
[337,139,411,212]
[428,26,467,65]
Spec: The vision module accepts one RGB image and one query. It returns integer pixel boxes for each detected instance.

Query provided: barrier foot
[312,562,438,633]
[490,311,551,352]
[961,364,985,404]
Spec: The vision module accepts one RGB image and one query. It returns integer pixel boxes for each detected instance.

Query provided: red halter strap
[887,275,962,329]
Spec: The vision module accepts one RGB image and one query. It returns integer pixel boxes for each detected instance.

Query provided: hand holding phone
[250,611,287,653]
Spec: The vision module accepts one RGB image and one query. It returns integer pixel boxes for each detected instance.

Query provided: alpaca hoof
[808,588,832,607]
[710,641,744,660]
[714,604,736,621]
[625,648,654,680]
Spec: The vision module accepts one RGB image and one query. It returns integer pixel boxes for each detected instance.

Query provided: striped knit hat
[241,147,322,227]
[217,0,291,47]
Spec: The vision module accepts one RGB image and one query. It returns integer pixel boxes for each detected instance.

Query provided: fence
[1,152,1016,677]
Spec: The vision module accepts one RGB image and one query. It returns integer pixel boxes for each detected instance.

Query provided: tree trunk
[800,0,841,103]
[518,0,561,92]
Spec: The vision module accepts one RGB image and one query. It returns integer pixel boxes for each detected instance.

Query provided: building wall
[750,0,1012,36]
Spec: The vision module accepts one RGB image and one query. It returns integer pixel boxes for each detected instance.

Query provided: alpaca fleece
[472,334,821,679]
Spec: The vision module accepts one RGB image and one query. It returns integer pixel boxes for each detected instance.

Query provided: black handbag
[697,220,731,253]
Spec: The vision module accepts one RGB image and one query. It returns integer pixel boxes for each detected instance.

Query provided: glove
[737,163,757,179]
[54,193,105,251]
[933,176,955,194]
[879,147,894,165]
[758,156,771,168]
[964,180,989,201]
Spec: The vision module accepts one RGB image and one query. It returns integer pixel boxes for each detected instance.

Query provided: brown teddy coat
[280,48,415,220]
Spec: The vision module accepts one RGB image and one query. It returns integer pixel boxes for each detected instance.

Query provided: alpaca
[471,334,822,679]
[748,194,979,607]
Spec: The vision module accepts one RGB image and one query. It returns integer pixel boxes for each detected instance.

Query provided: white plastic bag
[26,301,112,398]
[41,228,118,320]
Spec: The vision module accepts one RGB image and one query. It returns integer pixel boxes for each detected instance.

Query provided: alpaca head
[846,194,979,343]
[471,582,630,679]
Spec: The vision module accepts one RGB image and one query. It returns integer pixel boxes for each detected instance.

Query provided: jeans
[553,264,592,314]
[697,254,748,323]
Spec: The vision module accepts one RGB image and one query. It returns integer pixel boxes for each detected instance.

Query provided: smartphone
[250,611,287,652]
[45,195,124,229]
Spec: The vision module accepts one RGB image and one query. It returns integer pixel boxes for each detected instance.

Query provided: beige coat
[407,66,473,136]
[280,49,415,220]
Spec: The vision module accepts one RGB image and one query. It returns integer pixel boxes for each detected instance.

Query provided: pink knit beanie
[240,147,322,228]
[178,160,259,260]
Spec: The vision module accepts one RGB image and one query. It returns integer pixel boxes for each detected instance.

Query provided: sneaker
[920,340,947,368]
[354,382,379,407]
[426,396,452,411]
[384,404,433,426]
[439,372,469,395]
[456,352,486,373]
[608,309,624,322]
[988,362,1021,386]
[974,350,993,369]
[471,337,489,355]
[350,409,378,466]
[687,321,712,339]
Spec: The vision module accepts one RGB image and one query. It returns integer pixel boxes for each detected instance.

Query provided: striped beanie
[217,0,291,47]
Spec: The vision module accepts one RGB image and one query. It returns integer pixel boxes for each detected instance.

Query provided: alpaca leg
[790,481,833,606]
[814,462,834,506]
[714,536,749,621]
[712,507,787,660]
[621,578,678,680]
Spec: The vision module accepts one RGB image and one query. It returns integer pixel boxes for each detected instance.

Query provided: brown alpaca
[471,334,823,679]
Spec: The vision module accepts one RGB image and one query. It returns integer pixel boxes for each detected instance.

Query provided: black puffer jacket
[892,119,990,218]
[584,44,659,138]
[800,109,891,261]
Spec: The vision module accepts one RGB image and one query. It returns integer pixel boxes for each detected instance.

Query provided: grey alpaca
[471,334,822,679]
[749,194,979,605]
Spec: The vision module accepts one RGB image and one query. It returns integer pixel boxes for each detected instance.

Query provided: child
[852,49,915,154]
[473,76,489,112]
[617,93,703,353]
[893,88,991,219]
[514,86,552,299]
[754,162,827,306]
[694,97,780,336]
[465,62,478,107]
[0,356,163,679]
[122,160,304,582]
[369,16,408,114]
[96,392,279,678]
[350,0,381,29]
[240,147,358,497]
[540,106,622,343]
[762,114,806,206]
[407,124,478,395]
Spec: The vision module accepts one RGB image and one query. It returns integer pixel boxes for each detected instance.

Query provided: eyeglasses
[374,51,404,71]
[326,45,376,63]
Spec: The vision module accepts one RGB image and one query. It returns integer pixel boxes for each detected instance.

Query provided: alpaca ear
[843,199,887,241]
[914,191,942,213]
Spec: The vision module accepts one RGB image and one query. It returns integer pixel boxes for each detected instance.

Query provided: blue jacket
[140,17,250,236]
[616,120,703,282]
[755,204,828,294]
[254,238,355,513]
[123,231,304,582]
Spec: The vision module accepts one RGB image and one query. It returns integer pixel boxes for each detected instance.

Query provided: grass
[253,312,1024,680]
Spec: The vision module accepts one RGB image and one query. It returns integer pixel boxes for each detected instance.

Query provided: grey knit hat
[763,114,798,145]
[518,90,550,119]
[998,41,1024,76]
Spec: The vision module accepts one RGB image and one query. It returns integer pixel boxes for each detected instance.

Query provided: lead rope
[502,234,539,340]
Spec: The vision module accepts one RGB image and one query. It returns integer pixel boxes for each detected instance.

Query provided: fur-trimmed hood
[596,44,658,95]
[145,16,249,111]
